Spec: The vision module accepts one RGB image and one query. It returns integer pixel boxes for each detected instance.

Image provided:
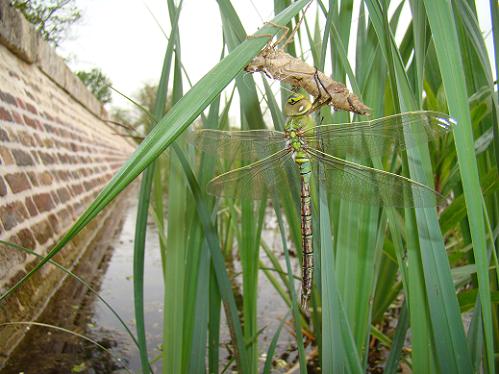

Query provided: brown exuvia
[245,45,371,116]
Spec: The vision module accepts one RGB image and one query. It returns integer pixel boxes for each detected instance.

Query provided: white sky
[59,0,495,113]
[59,0,276,110]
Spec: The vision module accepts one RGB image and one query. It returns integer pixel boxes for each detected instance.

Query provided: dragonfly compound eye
[288,94,305,105]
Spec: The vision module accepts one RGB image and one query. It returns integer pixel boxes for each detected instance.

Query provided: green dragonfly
[193,94,455,309]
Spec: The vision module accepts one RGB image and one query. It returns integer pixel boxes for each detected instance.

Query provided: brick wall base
[0,187,134,365]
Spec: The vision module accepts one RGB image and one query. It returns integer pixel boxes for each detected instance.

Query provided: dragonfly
[193,93,455,309]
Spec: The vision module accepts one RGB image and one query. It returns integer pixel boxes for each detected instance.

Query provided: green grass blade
[161,3,189,372]
[262,311,291,374]
[318,175,363,373]
[131,3,184,372]
[187,240,210,373]
[383,302,409,374]
[208,261,222,374]
[134,168,155,373]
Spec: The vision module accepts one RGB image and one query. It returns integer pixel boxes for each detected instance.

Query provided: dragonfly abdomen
[297,156,313,309]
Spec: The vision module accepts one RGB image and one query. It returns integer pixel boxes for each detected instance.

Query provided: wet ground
[2,197,298,373]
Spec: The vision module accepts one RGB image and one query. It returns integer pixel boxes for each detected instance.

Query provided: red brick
[33,133,43,146]
[25,102,38,115]
[0,107,12,122]
[18,131,35,146]
[0,128,8,141]
[73,201,83,215]
[57,170,69,181]
[4,172,31,193]
[0,90,17,105]
[43,112,53,121]
[11,149,35,166]
[43,137,54,148]
[0,177,6,196]
[26,172,39,187]
[0,236,27,273]
[15,97,25,109]
[38,171,53,185]
[5,128,17,142]
[57,207,71,223]
[0,148,14,165]
[48,214,60,233]
[44,123,58,135]
[33,193,54,212]
[66,205,76,219]
[25,197,38,216]
[32,220,53,244]
[23,115,40,129]
[17,228,36,249]
[57,153,69,164]
[38,151,56,165]
[11,111,23,124]
[0,202,29,230]
[72,183,83,195]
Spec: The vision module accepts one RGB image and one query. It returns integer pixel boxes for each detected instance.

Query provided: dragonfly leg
[308,68,332,113]
[281,1,313,48]
[245,21,290,47]
[248,2,312,49]
[264,22,290,47]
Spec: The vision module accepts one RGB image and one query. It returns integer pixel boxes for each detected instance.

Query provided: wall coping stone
[0,0,107,120]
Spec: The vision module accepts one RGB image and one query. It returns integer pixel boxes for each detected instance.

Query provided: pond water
[3,197,298,372]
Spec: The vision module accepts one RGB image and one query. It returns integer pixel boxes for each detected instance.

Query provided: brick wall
[0,1,135,361]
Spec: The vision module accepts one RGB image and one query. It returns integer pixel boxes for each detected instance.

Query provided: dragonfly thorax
[284,95,314,157]
[286,130,305,151]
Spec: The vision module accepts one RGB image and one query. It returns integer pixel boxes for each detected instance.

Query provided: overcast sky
[59,0,495,112]
[59,0,277,109]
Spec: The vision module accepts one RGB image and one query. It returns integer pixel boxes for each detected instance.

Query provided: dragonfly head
[284,94,312,117]
[244,55,265,72]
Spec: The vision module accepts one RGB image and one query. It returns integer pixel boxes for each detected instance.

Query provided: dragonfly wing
[190,129,287,165]
[304,111,455,159]
[207,148,297,200]
[307,148,443,207]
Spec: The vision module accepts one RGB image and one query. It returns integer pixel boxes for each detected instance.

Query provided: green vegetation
[76,68,113,104]
[10,0,81,47]
[3,0,498,372]
[12,0,113,106]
